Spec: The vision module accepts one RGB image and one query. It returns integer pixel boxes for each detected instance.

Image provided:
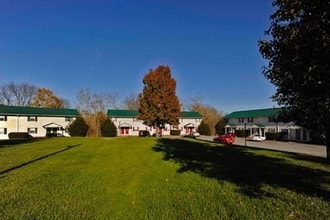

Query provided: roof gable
[0,105,79,116]
[225,108,282,119]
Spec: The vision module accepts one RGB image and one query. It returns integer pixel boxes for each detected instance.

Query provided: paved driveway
[197,136,327,158]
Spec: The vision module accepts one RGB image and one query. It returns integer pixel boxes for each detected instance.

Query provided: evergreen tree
[100,118,117,137]
[198,120,211,136]
[68,117,89,137]
[215,118,226,135]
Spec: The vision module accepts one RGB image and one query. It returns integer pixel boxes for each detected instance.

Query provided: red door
[120,128,129,135]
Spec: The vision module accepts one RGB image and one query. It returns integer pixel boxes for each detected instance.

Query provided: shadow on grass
[0,139,36,148]
[153,138,330,201]
[0,144,81,176]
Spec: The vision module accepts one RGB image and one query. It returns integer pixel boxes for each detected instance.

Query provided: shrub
[235,130,250,137]
[170,130,181,136]
[309,132,326,145]
[100,118,117,137]
[8,132,33,140]
[265,132,282,140]
[68,117,89,137]
[198,120,211,136]
[215,118,225,135]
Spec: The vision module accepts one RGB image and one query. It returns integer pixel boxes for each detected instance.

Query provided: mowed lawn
[0,137,329,219]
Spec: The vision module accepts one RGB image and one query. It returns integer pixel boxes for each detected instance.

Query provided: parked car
[138,130,151,137]
[252,134,266,141]
[213,133,235,144]
[189,132,200,138]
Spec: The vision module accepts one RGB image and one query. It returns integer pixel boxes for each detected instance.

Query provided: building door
[46,127,59,134]
[120,128,129,135]
[296,129,301,141]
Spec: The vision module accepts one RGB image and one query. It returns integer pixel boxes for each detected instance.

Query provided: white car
[252,134,266,141]
[189,132,200,138]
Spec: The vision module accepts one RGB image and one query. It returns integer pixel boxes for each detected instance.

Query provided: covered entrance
[225,123,236,134]
[43,122,64,136]
[250,124,265,136]
[119,123,132,135]
[184,123,196,135]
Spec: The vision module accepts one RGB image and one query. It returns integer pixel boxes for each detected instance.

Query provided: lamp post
[244,121,247,147]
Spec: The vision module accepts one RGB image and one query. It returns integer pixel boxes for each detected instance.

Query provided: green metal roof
[107,109,203,118]
[0,105,79,116]
[225,108,282,119]
[107,109,138,118]
[181,111,203,118]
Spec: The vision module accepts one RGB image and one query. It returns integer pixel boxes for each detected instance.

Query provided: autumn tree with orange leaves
[31,88,63,108]
[138,65,181,135]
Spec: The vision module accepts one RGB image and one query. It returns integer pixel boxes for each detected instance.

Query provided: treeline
[0,81,226,137]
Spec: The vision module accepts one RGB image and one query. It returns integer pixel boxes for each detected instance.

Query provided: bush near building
[100,118,117,137]
[170,130,181,136]
[68,117,89,137]
[198,120,211,136]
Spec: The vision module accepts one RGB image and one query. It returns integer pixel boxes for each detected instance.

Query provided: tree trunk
[155,126,159,137]
[325,123,330,160]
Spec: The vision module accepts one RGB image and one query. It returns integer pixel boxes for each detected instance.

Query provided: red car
[213,133,235,144]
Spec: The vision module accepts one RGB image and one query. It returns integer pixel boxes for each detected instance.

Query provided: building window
[65,117,73,122]
[268,116,276,122]
[27,116,38,122]
[247,117,253,123]
[0,116,7,121]
[28,128,38,134]
[239,118,244,123]
[268,128,276,132]
[0,128,7,134]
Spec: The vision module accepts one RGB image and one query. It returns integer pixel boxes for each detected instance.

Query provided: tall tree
[76,88,120,114]
[259,0,330,158]
[0,82,37,106]
[75,88,119,137]
[31,88,64,108]
[138,65,181,135]
[189,96,222,136]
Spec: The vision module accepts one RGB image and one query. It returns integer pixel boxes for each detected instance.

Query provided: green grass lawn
[0,137,329,219]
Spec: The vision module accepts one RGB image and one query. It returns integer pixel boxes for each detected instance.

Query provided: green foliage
[8,132,32,140]
[259,0,330,157]
[265,132,282,141]
[68,117,88,137]
[215,118,226,135]
[170,130,181,136]
[138,65,181,128]
[100,118,117,137]
[235,130,250,137]
[197,120,211,135]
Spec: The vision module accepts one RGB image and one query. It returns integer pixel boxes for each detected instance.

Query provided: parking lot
[197,136,327,158]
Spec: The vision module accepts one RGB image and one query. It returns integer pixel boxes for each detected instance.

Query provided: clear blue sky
[0,0,277,114]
